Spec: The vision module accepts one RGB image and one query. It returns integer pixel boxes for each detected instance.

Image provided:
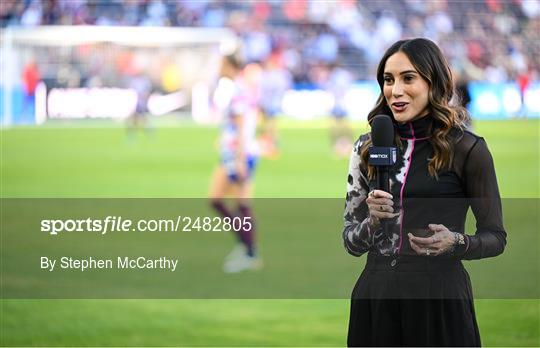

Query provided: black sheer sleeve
[342,135,374,257]
[456,137,507,260]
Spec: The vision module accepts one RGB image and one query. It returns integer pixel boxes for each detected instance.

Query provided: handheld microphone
[369,114,397,236]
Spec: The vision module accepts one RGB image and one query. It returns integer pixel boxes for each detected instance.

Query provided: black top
[343,116,507,259]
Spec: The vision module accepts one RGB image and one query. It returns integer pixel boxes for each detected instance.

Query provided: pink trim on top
[397,122,415,254]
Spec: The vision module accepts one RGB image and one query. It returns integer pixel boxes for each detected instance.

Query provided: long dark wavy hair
[360,38,470,179]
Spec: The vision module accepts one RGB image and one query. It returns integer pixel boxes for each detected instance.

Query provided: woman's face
[383,51,430,123]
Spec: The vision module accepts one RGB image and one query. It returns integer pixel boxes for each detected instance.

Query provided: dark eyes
[404,75,415,81]
[383,75,415,84]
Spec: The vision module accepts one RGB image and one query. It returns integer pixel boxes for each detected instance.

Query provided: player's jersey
[214,76,259,158]
[259,68,291,116]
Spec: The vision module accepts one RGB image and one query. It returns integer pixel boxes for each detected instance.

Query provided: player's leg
[236,179,255,257]
[260,111,280,159]
[223,156,262,272]
[209,165,234,218]
[209,165,248,262]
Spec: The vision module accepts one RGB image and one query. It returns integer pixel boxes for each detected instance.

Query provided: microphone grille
[371,114,394,147]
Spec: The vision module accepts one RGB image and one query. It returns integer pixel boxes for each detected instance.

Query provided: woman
[209,54,262,273]
[343,38,506,346]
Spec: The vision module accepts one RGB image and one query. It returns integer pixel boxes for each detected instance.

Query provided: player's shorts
[221,153,258,183]
[332,106,347,119]
[262,105,280,118]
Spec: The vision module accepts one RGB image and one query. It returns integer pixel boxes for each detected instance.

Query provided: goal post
[0,25,238,126]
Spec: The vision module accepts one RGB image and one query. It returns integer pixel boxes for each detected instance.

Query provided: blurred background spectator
[2,0,538,87]
[1,0,539,127]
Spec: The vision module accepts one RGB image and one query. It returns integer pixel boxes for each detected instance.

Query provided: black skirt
[347,253,481,347]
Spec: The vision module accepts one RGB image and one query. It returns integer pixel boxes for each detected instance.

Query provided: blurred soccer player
[209,54,262,273]
[126,70,152,139]
[21,58,41,120]
[326,62,354,158]
[258,54,291,158]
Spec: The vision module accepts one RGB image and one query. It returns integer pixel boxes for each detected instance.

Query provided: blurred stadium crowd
[2,0,539,87]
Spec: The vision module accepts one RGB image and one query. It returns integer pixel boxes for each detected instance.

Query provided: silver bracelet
[447,232,459,254]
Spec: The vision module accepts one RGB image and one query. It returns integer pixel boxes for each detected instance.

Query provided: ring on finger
[425,248,431,256]
[379,205,384,211]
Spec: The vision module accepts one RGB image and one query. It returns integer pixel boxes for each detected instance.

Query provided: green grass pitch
[1,118,539,346]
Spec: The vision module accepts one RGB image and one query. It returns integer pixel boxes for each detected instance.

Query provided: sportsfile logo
[40,216,252,235]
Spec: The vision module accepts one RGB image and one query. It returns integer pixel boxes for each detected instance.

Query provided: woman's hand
[408,224,455,256]
[366,190,398,228]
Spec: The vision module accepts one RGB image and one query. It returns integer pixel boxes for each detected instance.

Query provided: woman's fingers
[366,190,394,206]
[369,190,393,199]
[409,238,421,253]
[366,192,393,206]
[367,198,394,207]
[410,241,440,256]
[408,234,437,246]
[370,210,399,219]
[409,231,455,256]
[428,223,448,232]
[409,238,444,256]
[367,190,395,218]
[369,203,393,213]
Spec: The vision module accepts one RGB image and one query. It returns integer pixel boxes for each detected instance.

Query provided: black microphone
[369,114,397,236]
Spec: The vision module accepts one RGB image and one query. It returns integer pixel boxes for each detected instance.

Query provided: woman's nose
[392,81,404,97]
